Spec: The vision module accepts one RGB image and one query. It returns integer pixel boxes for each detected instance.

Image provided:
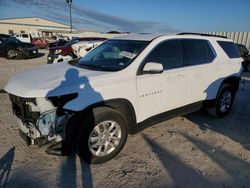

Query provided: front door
[136,39,188,122]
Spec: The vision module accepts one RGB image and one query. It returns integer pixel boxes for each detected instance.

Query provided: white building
[0,17,75,38]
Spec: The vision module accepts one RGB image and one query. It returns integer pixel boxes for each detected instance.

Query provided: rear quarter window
[218,41,241,58]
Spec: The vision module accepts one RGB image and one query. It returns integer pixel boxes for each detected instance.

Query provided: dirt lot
[0,51,250,188]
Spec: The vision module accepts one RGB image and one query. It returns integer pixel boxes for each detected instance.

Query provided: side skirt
[133,101,204,134]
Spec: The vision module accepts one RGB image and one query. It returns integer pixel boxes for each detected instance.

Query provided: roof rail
[177,32,228,39]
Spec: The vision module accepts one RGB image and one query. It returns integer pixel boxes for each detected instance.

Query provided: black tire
[6,50,18,59]
[76,107,128,164]
[246,64,250,72]
[207,84,236,118]
[243,64,247,72]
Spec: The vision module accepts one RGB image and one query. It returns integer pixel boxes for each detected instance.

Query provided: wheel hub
[219,90,232,113]
[88,120,122,157]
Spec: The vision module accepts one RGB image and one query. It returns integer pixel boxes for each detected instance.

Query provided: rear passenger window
[218,41,241,58]
[182,39,216,66]
[144,40,183,70]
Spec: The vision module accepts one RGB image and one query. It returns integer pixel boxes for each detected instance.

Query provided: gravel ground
[0,51,250,188]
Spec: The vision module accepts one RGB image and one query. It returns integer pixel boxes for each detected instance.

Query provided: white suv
[5,33,242,164]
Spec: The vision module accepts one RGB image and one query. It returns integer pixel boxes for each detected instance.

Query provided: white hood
[5,62,111,98]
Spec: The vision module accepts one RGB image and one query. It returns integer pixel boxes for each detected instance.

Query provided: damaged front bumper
[10,95,75,146]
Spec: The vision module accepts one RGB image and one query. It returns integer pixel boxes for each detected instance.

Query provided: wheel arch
[204,75,240,108]
[221,75,241,92]
[71,98,137,135]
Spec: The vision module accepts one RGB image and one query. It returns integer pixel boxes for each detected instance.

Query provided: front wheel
[76,107,128,164]
[208,84,235,118]
[6,50,19,59]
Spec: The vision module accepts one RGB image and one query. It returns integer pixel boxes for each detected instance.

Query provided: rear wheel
[208,84,235,118]
[76,107,128,164]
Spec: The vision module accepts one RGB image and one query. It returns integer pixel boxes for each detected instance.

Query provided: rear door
[181,39,217,103]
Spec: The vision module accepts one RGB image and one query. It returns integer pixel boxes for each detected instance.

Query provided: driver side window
[144,39,183,70]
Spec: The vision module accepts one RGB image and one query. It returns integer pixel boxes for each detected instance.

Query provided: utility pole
[66,0,73,33]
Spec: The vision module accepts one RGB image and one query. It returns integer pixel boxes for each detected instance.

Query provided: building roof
[0,17,71,29]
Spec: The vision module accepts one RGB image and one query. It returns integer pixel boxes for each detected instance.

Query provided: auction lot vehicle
[14,33,33,43]
[47,37,107,64]
[5,33,242,164]
[236,43,250,71]
[72,40,106,58]
[32,38,49,49]
[48,39,68,49]
[0,34,38,59]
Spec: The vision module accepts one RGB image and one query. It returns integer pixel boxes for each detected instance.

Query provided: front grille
[9,94,40,124]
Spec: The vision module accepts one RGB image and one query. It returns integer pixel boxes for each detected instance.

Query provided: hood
[5,62,111,98]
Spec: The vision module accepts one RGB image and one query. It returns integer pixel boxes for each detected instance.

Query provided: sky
[0,0,249,33]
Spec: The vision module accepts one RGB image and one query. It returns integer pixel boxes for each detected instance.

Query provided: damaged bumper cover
[9,94,77,145]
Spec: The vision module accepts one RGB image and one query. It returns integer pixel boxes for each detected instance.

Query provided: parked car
[32,38,49,49]
[5,33,242,164]
[13,33,33,43]
[47,37,107,64]
[236,43,250,71]
[0,34,38,59]
[72,40,106,58]
[48,39,68,49]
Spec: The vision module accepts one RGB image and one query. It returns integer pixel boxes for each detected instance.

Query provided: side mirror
[142,62,164,74]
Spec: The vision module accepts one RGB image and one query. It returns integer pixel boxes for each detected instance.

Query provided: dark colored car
[47,37,107,64]
[48,39,68,49]
[0,34,38,59]
[236,43,250,71]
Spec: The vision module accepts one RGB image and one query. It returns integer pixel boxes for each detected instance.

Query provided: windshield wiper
[78,63,119,72]
[78,64,104,71]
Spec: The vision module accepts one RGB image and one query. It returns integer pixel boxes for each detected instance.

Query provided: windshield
[73,40,149,71]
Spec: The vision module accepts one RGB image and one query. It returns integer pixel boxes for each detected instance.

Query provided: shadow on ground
[34,53,45,59]
[143,132,250,187]
[143,134,212,188]
[59,153,93,188]
[186,76,250,151]
[0,147,15,187]
[47,68,102,188]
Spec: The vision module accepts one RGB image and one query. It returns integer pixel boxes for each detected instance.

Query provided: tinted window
[22,34,29,38]
[182,39,216,66]
[144,40,183,70]
[218,41,241,58]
